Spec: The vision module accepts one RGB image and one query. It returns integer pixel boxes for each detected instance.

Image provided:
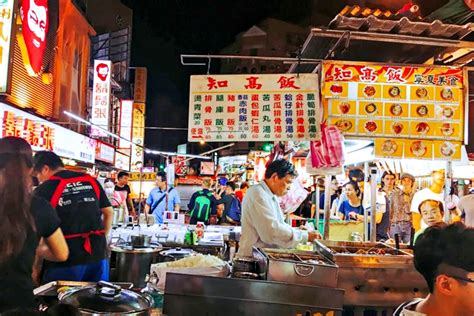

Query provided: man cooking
[237,159,321,257]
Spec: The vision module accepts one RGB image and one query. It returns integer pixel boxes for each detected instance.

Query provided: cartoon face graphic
[20,0,49,75]
[96,63,110,82]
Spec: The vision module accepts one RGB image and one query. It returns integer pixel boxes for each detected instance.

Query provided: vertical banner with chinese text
[130,102,145,171]
[119,99,133,148]
[91,60,112,136]
[188,74,321,142]
[0,0,16,93]
[134,67,147,103]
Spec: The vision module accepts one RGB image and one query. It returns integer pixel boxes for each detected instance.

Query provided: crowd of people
[295,167,473,243]
[0,136,473,314]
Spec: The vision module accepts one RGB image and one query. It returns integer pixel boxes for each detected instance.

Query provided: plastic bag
[278,176,309,214]
[309,122,345,169]
[150,254,229,291]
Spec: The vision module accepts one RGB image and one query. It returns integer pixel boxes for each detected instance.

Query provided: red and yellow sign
[323,61,465,147]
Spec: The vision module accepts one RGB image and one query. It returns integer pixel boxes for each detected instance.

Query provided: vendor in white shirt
[237,159,321,257]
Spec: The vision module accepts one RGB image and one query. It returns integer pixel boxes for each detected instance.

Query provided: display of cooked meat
[391,122,403,135]
[442,107,454,119]
[416,87,428,98]
[363,85,376,97]
[416,105,429,117]
[365,103,377,114]
[416,122,430,134]
[390,104,403,116]
[338,102,351,114]
[381,140,398,155]
[330,84,343,94]
[364,121,377,133]
[335,120,353,132]
[410,141,427,157]
[389,86,401,97]
[441,123,454,136]
[441,142,455,157]
[441,88,453,100]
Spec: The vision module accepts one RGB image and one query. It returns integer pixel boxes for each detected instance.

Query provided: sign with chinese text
[129,172,155,181]
[114,150,130,171]
[0,102,96,163]
[130,102,145,171]
[322,61,465,144]
[375,138,462,161]
[95,141,115,164]
[0,0,15,92]
[188,74,321,142]
[134,67,147,103]
[91,59,112,136]
[119,99,133,148]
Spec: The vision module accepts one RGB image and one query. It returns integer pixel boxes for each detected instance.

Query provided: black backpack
[189,190,213,223]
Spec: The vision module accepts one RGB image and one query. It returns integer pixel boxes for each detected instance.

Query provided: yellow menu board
[375,138,462,161]
[323,61,465,143]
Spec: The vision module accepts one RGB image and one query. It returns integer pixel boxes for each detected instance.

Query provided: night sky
[121,0,343,156]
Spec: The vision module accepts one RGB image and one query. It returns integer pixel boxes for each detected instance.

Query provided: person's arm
[144,203,151,216]
[126,187,136,216]
[410,194,422,231]
[173,190,181,212]
[101,206,113,235]
[36,228,69,262]
[249,195,313,248]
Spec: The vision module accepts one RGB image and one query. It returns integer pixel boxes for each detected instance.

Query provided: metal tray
[259,248,339,288]
[33,281,134,297]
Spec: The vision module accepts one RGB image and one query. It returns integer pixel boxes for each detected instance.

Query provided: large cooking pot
[130,234,152,248]
[158,248,195,262]
[110,243,162,288]
[59,281,153,315]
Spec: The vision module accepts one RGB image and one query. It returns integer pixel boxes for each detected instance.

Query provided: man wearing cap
[390,173,415,243]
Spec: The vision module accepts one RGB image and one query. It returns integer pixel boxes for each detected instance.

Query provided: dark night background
[120,0,347,155]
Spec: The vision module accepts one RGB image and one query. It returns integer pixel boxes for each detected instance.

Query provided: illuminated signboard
[0,0,15,92]
[0,102,96,163]
[91,59,112,136]
[188,74,321,142]
[119,99,133,148]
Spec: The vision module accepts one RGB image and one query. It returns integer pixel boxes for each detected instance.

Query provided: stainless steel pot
[130,234,152,248]
[158,248,195,262]
[59,281,153,315]
[110,243,162,288]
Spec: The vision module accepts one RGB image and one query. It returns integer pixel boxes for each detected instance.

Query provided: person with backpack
[187,178,218,225]
[33,151,113,283]
[215,181,241,225]
[144,171,181,224]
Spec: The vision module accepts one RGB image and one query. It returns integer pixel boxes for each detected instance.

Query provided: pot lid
[59,281,151,313]
[160,247,194,257]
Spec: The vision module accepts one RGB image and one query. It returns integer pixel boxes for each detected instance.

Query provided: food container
[58,281,153,315]
[110,242,162,288]
[158,248,195,262]
[130,234,152,248]
[259,248,339,288]
[313,240,427,307]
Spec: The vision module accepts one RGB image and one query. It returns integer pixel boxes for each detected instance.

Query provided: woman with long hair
[0,137,68,312]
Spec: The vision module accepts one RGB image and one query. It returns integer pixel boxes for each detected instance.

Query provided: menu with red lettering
[188,74,321,142]
[321,61,465,160]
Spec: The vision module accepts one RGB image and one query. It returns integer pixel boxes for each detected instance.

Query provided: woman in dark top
[0,137,68,312]
[338,181,364,221]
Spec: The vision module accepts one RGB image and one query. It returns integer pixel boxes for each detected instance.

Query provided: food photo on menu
[410,140,428,158]
[415,87,429,99]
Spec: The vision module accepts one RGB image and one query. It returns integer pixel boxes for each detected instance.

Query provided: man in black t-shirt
[115,171,135,217]
[33,151,113,283]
